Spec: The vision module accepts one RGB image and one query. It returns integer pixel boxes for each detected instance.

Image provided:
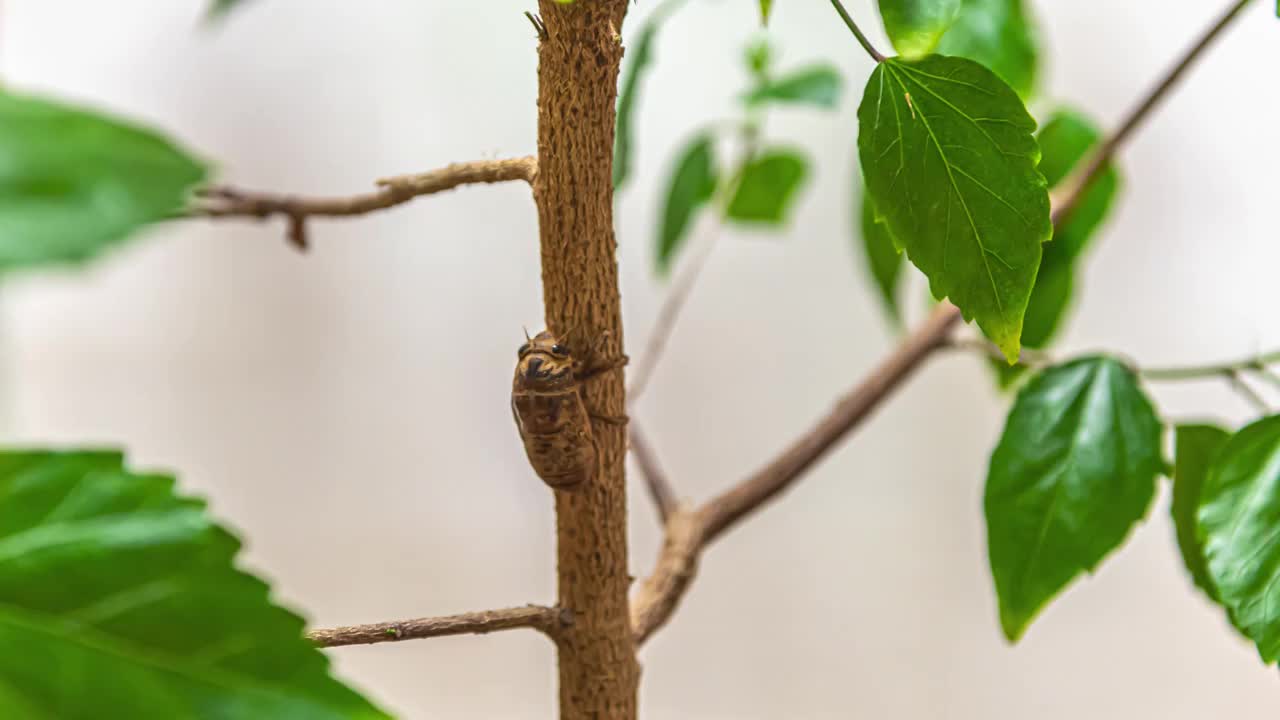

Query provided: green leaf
[656,133,718,274]
[857,55,1051,362]
[859,193,904,325]
[1020,110,1120,349]
[724,150,808,225]
[877,0,962,58]
[615,2,683,190]
[935,0,1039,99]
[0,91,207,271]
[743,65,843,109]
[205,0,254,23]
[760,0,774,25]
[1198,415,1280,663]
[1172,424,1229,602]
[745,40,774,82]
[985,356,1164,641]
[0,451,389,718]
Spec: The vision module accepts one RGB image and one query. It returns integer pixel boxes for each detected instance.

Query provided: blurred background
[2,1,1278,717]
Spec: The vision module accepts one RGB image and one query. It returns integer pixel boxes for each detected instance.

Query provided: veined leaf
[936,0,1039,99]
[985,357,1163,641]
[0,451,389,718]
[1172,424,1229,602]
[0,91,207,271]
[656,132,718,274]
[877,0,962,58]
[725,150,808,224]
[859,192,904,325]
[1198,415,1280,663]
[857,55,1051,362]
[744,65,843,109]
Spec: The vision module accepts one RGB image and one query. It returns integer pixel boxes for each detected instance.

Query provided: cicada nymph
[511,331,596,490]
[511,330,627,490]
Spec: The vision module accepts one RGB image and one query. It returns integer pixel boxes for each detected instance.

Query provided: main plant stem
[534,1,638,718]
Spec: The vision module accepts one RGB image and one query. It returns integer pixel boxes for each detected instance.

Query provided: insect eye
[518,343,530,358]
[550,344,568,356]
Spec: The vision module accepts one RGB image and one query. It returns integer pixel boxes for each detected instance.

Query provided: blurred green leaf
[745,39,775,82]
[0,450,389,718]
[859,193,904,325]
[877,0,962,58]
[725,149,808,224]
[0,91,207,271]
[857,56,1050,362]
[760,0,775,25]
[1172,424,1229,602]
[1022,110,1120,349]
[615,3,684,190]
[656,133,718,274]
[985,356,1163,641]
[1198,415,1280,663]
[744,65,843,109]
[206,0,252,21]
[936,0,1039,99]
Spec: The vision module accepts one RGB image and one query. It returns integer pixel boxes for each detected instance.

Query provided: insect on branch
[191,156,537,249]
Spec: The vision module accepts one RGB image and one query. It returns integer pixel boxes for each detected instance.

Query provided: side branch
[193,156,537,249]
[630,0,1252,646]
[307,604,570,648]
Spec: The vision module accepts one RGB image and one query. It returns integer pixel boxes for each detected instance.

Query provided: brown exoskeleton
[511,330,626,491]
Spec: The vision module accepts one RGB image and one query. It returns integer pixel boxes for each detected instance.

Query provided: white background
[2,1,1279,717]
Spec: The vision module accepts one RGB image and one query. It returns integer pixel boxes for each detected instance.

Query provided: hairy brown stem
[194,156,536,248]
[630,0,1252,645]
[307,605,569,648]
[533,1,638,717]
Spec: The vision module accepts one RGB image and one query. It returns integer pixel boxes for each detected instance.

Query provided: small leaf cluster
[619,35,840,276]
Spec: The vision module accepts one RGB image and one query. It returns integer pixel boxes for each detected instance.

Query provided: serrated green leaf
[656,133,718,274]
[877,0,962,58]
[1020,110,1120,349]
[857,55,1051,362]
[1198,415,1280,663]
[985,356,1164,641]
[725,150,808,224]
[0,451,389,719]
[859,192,904,325]
[936,0,1039,99]
[0,91,207,271]
[1172,424,1229,602]
[744,65,843,109]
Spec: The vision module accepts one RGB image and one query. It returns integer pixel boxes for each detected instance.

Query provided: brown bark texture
[534,1,638,718]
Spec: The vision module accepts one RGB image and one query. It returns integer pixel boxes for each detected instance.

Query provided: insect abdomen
[512,387,596,490]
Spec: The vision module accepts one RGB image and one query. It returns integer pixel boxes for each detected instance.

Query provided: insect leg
[579,353,630,383]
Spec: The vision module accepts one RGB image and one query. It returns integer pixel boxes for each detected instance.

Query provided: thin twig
[193,156,537,249]
[1051,0,1254,225]
[628,222,720,401]
[307,605,569,648]
[941,337,1055,371]
[1141,348,1280,380]
[1222,370,1271,413]
[828,0,886,63]
[629,0,1252,646]
[629,424,678,524]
